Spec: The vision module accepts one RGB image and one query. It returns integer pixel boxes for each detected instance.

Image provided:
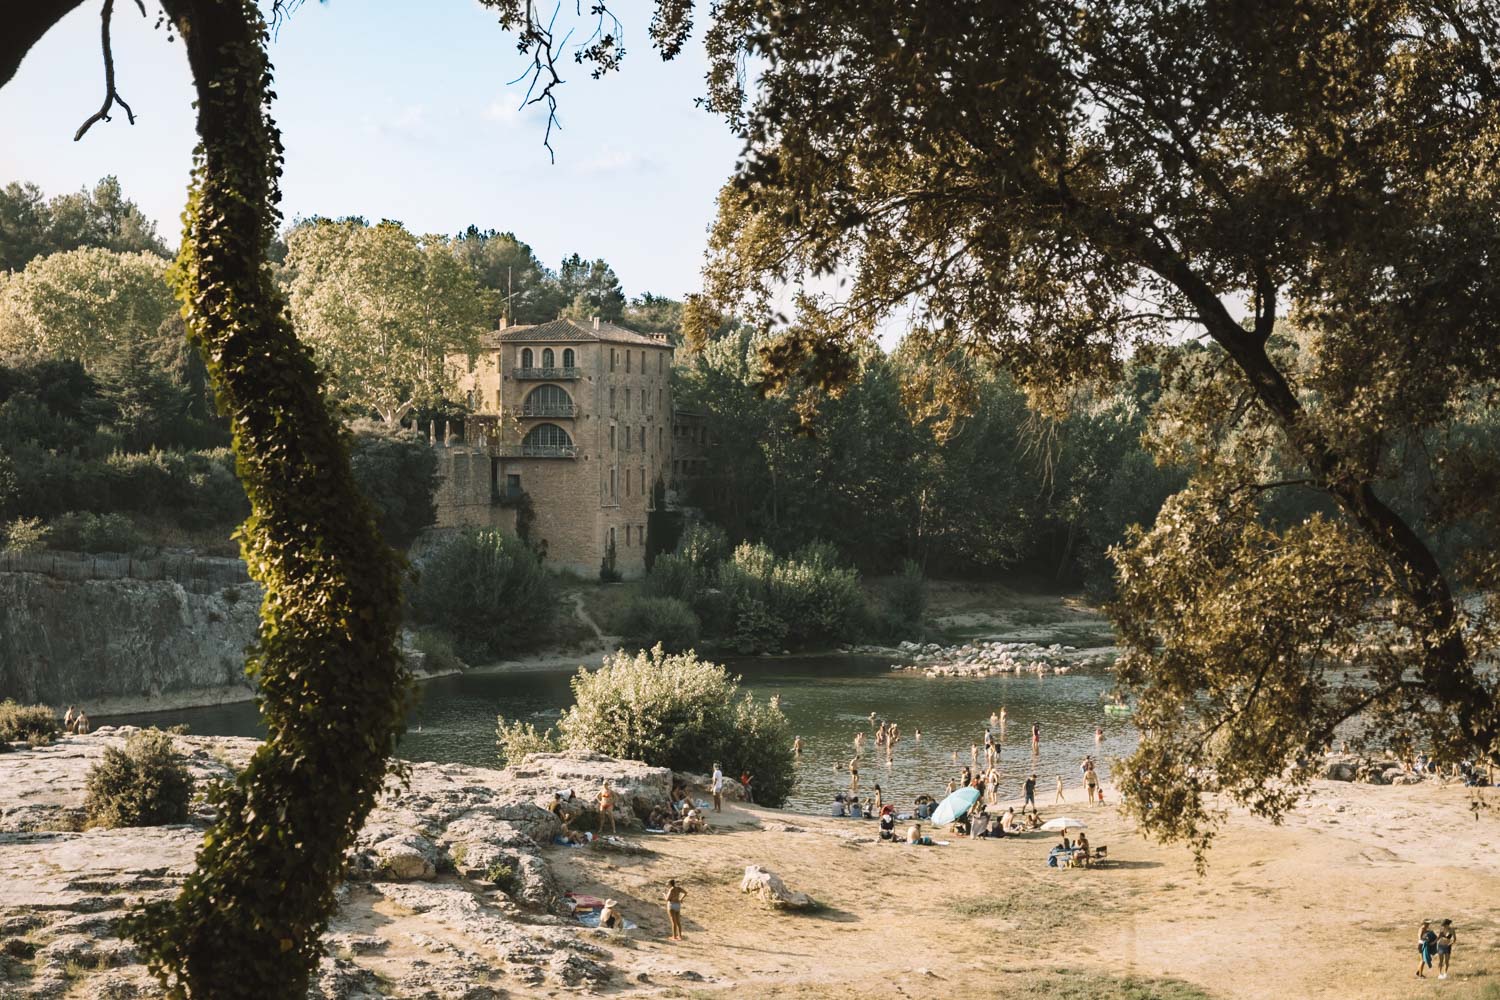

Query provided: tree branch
[74,0,142,141]
[1,0,89,91]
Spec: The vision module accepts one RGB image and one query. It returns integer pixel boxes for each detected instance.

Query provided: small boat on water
[1103,703,1133,716]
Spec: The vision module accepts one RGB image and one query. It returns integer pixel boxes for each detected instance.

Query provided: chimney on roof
[498,315,508,331]
[592,315,600,330]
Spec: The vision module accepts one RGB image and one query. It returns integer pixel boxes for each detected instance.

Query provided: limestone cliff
[0,571,260,712]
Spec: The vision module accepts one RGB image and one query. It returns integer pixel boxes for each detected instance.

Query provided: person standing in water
[1095,725,1103,744]
[792,735,803,756]
[664,879,687,941]
[849,757,860,793]
[854,730,866,755]
[1031,722,1041,751]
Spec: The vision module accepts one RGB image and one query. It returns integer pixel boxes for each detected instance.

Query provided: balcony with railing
[512,402,577,418]
[512,366,582,380]
[497,443,579,459]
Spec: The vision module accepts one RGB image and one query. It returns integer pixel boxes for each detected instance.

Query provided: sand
[543,779,1500,999]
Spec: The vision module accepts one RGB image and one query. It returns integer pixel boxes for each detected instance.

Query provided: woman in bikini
[664,879,687,941]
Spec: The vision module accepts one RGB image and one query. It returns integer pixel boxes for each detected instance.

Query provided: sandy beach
[535,779,1499,999]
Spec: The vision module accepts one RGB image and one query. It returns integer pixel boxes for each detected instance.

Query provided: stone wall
[0,570,260,712]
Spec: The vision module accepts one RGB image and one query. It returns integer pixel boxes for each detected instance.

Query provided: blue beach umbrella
[930,786,981,826]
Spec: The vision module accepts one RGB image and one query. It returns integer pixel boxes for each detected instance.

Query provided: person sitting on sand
[1075,832,1091,867]
[1000,805,1016,833]
[646,806,672,830]
[683,809,708,834]
[831,793,847,817]
[879,805,897,841]
[598,898,623,929]
[906,823,934,846]
[1023,811,1043,832]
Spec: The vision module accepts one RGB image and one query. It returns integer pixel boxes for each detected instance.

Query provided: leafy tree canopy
[557,252,626,321]
[0,176,169,272]
[285,219,488,425]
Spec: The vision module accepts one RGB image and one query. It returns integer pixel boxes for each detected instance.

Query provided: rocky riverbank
[4,734,1496,1000]
[0,731,715,998]
[886,638,1117,677]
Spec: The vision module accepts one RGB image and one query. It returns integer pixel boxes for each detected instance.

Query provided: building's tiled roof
[479,318,671,349]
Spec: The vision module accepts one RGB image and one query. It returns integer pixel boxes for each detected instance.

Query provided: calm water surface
[110,655,1133,813]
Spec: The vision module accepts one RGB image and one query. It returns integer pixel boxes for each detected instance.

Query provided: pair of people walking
[1416,918,1457,979]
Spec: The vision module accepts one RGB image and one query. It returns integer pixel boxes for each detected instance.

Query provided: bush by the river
[408,528,556,661]
[84,729,194,828]
[0,700,59,745]
[619,596,700,652]
[869,559,928,641]
[494,717,560,767]
[522,645,796,807]
[635,527,871,653]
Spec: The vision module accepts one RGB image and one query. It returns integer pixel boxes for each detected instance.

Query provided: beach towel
[575,911,638,931]
[564,893,606,911]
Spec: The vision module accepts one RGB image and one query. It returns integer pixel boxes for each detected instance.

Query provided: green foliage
[0,700,59,743]
[872,559,928,641]
[557,645,797,807]
[484,862,517,893]
[411,630,465,674]
[84,729,194,829]
[557,253,625,321]
[494,716,560,766]
[620,596,700,652]
[43,512,143,553]
[0,248,174,367]
[639,552,696,602]
[2,516,47,551]
[347,420,439,550]
[408,529,557,660]
[0,176,169,273]
[285,219,488,425]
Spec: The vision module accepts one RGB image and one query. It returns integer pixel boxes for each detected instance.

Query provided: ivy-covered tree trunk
[119,2,410,996]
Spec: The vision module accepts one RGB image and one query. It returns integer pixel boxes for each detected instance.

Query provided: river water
[109,655,1133,813]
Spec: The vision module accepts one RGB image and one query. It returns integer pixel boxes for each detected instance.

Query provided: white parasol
[1039,817,1087,832]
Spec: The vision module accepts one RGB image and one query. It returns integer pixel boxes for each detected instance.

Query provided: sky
[1,1,744,303]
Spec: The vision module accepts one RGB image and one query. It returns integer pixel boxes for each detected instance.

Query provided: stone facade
[443,318,674,578]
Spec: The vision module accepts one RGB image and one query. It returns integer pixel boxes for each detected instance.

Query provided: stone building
[441,317,675,578]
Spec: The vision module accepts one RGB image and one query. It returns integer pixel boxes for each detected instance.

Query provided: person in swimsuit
[1024,774,1037,812]
[1031,722,1040,750]
[664,879,686,940]
[792,735,803,756]
[849,757,860,793]
[1055,775,1065,803]
[1436,919,1456,979]
[596,781,616,834]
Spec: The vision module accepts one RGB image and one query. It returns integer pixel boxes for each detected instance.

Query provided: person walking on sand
[596,781,617,835]
[1417,920,1436,977]
[1024,774,1037,813]
[1436,919,1456,979]
[664,879,687,941]
[1085,759,1099,805]
[1056,775,1066,803]
[711,761,724,812]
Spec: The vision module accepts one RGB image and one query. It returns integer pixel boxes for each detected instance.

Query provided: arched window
[521,347,534,368]
[562,348,575,368]
[541,348,555,368]
[521,423,573,455]
[522,384,573,416]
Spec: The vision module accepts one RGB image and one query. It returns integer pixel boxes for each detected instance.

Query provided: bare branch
[74,0,138,142]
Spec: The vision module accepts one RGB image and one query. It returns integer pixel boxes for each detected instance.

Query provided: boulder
[740,864,815,910]
[1323,760,1356,782]
[503,752,673,817]
[372,833,439,881]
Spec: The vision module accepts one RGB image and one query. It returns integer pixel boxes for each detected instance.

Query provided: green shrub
[720,541,866,648]
[874,559,928,640]
[411,630,466,674]
[348,420,439,550]
[557,645,797,807]
[484,862,518,893]
[678,521,729,574]
[641,552,697,602]
[495,716,560,766]
[408,529,556,660]
[2,516,48,551]
[84,729,194,828]
[0,700,59,743]
[620,596,700,652]
[730,597,788,654]
[44,511,143,553]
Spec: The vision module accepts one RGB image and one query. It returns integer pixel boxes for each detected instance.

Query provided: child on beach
[664,879,686,941]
